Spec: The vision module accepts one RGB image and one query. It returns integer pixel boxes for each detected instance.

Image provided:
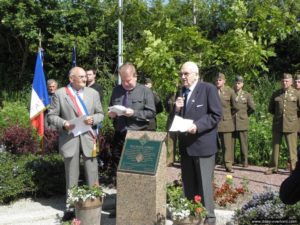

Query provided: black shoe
[225,168,234,173]
[264,168,278,175]
[62,210,75,221]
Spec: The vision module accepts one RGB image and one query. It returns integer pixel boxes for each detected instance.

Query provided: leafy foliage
[44,128,59,154]
[214,175,248,208]
[167,181,207,221]
[0,152,36,204]
[233,191,300,225]
[0,101,30,130]
[2,124,39,154]
[27,153,65,197]
[0,152,65,204]
[67,185,105,206]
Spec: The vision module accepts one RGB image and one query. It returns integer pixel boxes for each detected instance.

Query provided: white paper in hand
[169,115,194,132]
[108,105,127,116]
[69,116,92,137]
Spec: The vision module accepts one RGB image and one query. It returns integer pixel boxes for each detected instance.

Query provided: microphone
[177,87,184,116]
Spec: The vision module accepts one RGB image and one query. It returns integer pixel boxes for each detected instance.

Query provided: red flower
[194,195,201,203]
[72,218,81,225]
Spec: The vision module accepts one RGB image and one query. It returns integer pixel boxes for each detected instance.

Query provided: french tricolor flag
[30,50,49,137]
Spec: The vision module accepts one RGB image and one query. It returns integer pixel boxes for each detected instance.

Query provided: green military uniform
[218,85,237,171]
[294,74,300,134]
[233,86,255,167]
[268,77,300,172]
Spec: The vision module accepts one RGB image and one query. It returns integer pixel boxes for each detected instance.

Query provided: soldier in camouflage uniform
[233,76,255,167]
[215,73,237,173]
[265,73,300,175]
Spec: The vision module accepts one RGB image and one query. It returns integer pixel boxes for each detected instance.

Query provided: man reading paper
[174,61,222,225]
[48,67,104,220]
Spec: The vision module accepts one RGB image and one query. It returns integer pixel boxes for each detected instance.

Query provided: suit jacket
[178,81,222,157]
[217,86,237,132]
[233,89,255,131]
[47,86,104,158]
[269,87,300,132]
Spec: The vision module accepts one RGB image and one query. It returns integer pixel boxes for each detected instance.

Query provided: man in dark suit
[48,67,104,219]
[175,61,222,225]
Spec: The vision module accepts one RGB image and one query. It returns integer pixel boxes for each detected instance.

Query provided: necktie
[122,91,129,107]
[183,88,190,116]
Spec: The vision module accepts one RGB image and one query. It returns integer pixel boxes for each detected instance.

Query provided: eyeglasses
[74,75,86,79]
[296,80,300,83]
[180,72,194,77]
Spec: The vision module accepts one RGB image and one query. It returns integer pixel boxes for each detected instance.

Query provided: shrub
[0,101,30,130]
[0,152,65,204]
[2,124,39,154]
[0,152,37,203]
[214,175,248,208]
[27,154,65,197]
[233,191,300,225]
[44,128,59,154]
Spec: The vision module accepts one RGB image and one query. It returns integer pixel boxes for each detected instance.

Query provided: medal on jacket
[92,143,97,157]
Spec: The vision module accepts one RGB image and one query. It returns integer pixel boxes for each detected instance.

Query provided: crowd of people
[45,63,300,224]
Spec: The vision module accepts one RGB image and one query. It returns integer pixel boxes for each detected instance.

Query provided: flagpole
[118,0,123,85]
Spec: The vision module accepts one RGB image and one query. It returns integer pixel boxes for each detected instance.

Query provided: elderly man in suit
[175,61,222,225]
[48,67,104,218]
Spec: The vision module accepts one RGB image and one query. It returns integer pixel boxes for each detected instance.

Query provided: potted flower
[167,182,207,225]
[67,185,106,225]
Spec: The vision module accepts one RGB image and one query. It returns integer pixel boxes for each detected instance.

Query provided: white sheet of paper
[69,116,91,137]
[169,115,194,132]
[108,105,127,116]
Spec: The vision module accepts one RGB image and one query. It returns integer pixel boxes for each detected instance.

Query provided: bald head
[69,67,87,90]
[181,61,199,75]
[180,61,199,88]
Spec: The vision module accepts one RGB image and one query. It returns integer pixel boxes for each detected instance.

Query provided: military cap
[217,73,225,80]
[144,78,152,84]
[283,73,292,79]
[294,71,300,80]
[235,75,244,82]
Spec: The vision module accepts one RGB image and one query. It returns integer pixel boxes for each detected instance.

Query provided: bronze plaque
[118,134,162,175]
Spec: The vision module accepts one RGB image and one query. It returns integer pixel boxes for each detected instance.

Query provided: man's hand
[124,108,134,117]
[63,121,75,131]
[84,116,94,125]
[175,97,184,112]
[187,123,197,134]
[108,111,117,118]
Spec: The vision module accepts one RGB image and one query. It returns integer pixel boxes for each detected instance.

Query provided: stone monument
[116,131,167,225]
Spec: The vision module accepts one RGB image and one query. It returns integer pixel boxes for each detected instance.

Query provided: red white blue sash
[65,85,96,138]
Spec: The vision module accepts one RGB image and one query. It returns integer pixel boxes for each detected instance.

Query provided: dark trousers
[112,131,127,165]
[180,153,216,221]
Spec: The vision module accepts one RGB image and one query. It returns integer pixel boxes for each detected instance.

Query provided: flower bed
[167,181,207,221]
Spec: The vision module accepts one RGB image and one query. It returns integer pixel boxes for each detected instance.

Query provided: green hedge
[0,152,65,204]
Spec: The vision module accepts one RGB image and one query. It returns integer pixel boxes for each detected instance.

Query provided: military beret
[217,73,225,80]
[235,76,244,82]
[283,73,292,79]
